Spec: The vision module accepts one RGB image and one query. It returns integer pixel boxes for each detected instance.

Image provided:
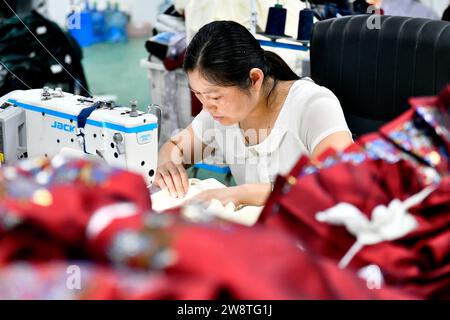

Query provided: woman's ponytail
[264,50,300,81]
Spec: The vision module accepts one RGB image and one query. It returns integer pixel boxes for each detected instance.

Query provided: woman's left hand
[187,186,245,208]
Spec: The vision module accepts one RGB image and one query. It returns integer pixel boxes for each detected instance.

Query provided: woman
[154,21,353,207]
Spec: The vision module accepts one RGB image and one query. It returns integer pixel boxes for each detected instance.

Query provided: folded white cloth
[150,178,263,226]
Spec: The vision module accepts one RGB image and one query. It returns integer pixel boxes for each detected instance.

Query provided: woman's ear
[249,68,265,91]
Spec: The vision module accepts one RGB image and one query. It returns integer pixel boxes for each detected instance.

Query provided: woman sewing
[154,20,353,207]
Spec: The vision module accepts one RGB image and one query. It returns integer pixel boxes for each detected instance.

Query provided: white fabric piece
[191,79,351,185]
[316,186,436,269]
[151,178,225,212]
[151,178,263,226]
[357,265,384,290]
[86,203,139,239]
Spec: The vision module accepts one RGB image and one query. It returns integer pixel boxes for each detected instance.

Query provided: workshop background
[1,0,448,142]
[1,0,450,302]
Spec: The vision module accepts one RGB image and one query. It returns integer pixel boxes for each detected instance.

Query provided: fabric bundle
[0,156,409,299]
[260,86,450,299]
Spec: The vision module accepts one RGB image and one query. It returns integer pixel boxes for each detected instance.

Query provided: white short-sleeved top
[191,79,351,185]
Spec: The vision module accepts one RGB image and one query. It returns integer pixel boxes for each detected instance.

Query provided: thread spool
[264,3,288,37]
[297,8,314,41]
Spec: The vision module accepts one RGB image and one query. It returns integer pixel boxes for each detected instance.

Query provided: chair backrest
[310,15,450,137]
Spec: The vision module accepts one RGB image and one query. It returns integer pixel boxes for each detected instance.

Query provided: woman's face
[187,69,260,126]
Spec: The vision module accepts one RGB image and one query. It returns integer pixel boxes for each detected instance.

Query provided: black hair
[183,20,300,90]
[443,4,450,21]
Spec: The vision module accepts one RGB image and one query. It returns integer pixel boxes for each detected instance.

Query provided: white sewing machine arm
[0,88,159,186]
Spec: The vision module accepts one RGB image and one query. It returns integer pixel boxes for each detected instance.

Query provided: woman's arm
[189,132,353,208]
[158,124,213,167]
[239,183,272,206]
[310,131,353,160]
[155,124,214,197]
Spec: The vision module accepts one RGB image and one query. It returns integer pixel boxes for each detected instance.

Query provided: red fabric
[379,109,449,175]
[260,158,450,298]
[409,90,450,156]
[168,224,412,299]
[258,86,450,299]
[0,160,151,266]
[0,227,66,266]
[0,206,413,299]
[2,171,150,247]
[87,214,145,264]
[1,134,449,300]
[163,49,186,71]
[0,156,413,300]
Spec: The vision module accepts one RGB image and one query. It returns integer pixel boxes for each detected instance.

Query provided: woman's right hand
[154,161,189,198]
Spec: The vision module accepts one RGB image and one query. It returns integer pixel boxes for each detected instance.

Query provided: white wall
[46,0,165,29]
[46,0,69,27]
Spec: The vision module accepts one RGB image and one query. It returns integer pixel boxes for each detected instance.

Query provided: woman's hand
[188,186,245,208]
[154,161,189,198]
[188,183,272,208]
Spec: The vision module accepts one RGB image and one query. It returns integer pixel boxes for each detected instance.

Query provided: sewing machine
[0,87,160,186]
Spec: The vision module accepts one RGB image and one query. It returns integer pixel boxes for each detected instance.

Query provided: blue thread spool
[264,3,287,36]
[297,9,314,41]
